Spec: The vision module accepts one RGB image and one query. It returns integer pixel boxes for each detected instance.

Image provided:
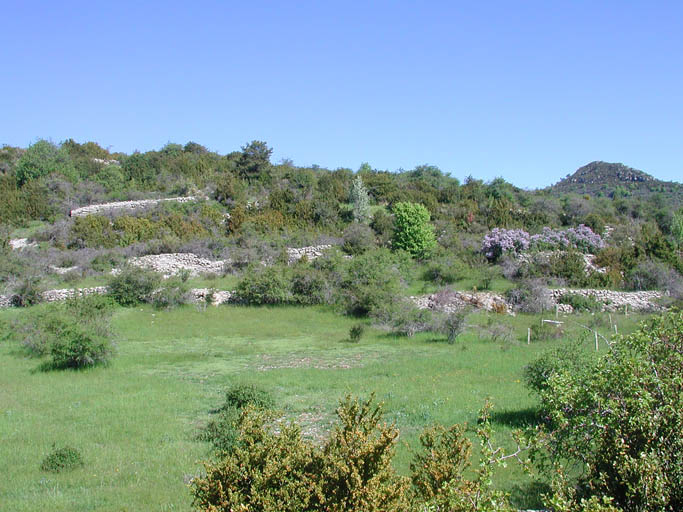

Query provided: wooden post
[527,327,531,345]
[555,305,559,318]
[595,331,599,351]
[614,324,618,335]
[609,313,613,329]
[624,304,628,316]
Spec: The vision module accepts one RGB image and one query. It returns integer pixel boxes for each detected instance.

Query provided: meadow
[0,303,647,511]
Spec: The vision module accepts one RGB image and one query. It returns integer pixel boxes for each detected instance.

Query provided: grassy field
[0,303,649,511]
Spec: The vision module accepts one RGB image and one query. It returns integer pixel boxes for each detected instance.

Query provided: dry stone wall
[549,288,664,313]
[127,253,226,277]
[286,245,333,263]
[69,196,200,217]
[412,291,513,315]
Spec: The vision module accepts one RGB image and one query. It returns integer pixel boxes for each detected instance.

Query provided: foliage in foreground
[530,310,683,512]
[191,395,517,512]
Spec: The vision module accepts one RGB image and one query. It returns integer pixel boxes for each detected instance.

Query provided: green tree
[350,175,371,223]
[15,140,76,185]
[236,140,272,182]
[391,202,436,258]
[672,208,683,250]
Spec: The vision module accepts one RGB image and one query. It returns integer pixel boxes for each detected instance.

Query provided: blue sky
[1,1,681,188]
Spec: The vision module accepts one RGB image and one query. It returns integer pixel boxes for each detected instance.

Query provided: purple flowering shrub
[482,225,604,260]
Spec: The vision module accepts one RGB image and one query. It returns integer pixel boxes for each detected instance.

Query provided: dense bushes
[41,445,84,473]
[10,295,115,369]
[192,394,516,512]
[108,267,161,306]
[529,310,683,511]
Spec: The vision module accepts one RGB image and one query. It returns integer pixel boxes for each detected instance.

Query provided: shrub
[391,202,436,258]
[234,265,292,305]
[370,209,394,246]
[349,175,371,223]
[223,383,275,411]
[524,342,594,395]
[557,293,603,312]
[108,266,161,306]
[533,311,683,511]
[506,280,552,313]
[90,251,126,272]
[436,310,468,344]
[530,322,564,342]
[338,248,405,316]
[626,259,683,298]
[49,319,112,369]
[348,324,365,343]
[11,277,43,307]
[342,222,376,255]
[290,266,330,305]
[423,252,469,285]
[371,300,433,337]
[41,445,84,473]
[151,277,190,309]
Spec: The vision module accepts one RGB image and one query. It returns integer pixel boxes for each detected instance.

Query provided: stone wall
[69,196,200,217]
[412,290,513,315]
[549,288,664,313]
[127,253,226,277]
[286,245,333,263]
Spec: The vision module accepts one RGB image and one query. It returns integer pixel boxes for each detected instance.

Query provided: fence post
[595,330,599,351]
[527,327,531,345]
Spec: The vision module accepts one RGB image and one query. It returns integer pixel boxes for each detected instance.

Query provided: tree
[391,202,436,258]
[350,175,371,223]
[15,140,76,185]
[236,140,272,182]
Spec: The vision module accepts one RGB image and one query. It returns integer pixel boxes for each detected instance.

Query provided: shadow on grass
[490,407,542,428]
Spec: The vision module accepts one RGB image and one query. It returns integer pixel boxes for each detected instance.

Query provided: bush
[222,383,275,411]
[11,277,43,307]
[391,202,436,258]
[342,222,376,255]
[557,293,603,312]
[108,266,161,306]
[290,265,331,305]
[49,319,112,369]
[524,342,594,395]
[436,310,468,344]
[338,248,405,316]
[150,277,190,309]
[506,280,553,313]
[530,322,564,342]
[626,259,683,298]
[41,445,84,473]
[423,252,469,285]
[371,300,433,337]
[234,265,292,305]
[348,324,365,343]
[533,311,683,511]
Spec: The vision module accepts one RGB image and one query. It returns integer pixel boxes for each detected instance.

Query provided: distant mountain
[548,161,683,204]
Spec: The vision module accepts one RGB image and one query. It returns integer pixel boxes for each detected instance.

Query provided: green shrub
[437,310,468,344]
[371,300,433,337]
[290,265,330,305]
[200,407,242,453]
[391,201,436,258]
[108,267,161,306]
[338,248,405,316]
[49,320,112,369]
[423,253,469,284]
[342,222,376,255]
[530,321,565,342]
[348,324,365,343]
[222,383,275,411]
[524,342,594,395]
[90,251,125,272]
[11,277,43,307]
[534,310,683,511]
[557,293,603,312]
[41,445,84,473]
[234,265,292,305]
[151,277,189,309]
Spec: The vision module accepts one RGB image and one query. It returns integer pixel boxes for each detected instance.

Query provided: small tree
[391,202,436,258]
[236,140,272,182]
[350,176,371,224]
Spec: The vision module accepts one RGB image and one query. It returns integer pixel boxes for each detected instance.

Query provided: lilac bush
[482,225,604,260]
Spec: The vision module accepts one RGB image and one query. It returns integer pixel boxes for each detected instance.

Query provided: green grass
[0,304,650,511]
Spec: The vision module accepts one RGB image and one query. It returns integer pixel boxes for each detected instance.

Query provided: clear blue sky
[1,1,681,188]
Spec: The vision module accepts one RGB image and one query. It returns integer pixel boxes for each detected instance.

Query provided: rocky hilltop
[549,161,682,204]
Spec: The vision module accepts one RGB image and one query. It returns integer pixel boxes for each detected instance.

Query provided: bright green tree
[391,202,436,257]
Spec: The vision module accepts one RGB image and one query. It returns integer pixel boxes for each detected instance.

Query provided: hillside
[549,161,683,204]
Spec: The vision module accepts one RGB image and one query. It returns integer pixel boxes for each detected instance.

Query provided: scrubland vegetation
[1,138,682,511]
